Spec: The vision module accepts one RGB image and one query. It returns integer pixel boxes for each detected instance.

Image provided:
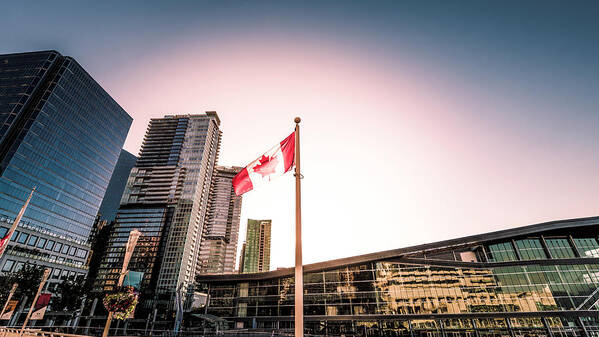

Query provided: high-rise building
[97,149,137,223]
[86,149,137,290]
[0,50,131,289]
[241,219,271,273]
[198,166,243,274]
[238,242,246,272]
[95,113,221,309]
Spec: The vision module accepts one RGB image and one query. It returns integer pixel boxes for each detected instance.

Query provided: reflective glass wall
[200,226,599,336]
[0,51,132,242]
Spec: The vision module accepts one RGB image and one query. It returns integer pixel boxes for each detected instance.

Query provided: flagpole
[293,117,303,337]
[0,283,18,318]
[20,268,50,332]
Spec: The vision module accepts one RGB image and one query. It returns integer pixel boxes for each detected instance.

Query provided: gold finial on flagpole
[294,117,301,124]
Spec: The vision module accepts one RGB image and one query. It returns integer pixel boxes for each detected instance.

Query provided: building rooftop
[198,215,599,282]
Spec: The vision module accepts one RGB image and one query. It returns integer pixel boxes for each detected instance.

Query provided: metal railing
[0,327,93,337]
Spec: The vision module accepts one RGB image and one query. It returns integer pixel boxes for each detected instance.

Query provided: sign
[188,292,208,311]
[123,271,144,289]
[0,300,18,320]
[31,293,51,320]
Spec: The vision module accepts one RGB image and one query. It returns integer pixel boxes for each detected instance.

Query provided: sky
[2,1,598,270]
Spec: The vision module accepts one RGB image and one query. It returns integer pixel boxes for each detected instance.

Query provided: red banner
[31,293,51,320]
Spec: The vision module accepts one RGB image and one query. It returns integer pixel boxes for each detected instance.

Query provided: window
[10,231,19,242]
[237,302,247,317]
[27,235,38,246]
[37,238,47,249]
[46,240,55,251]
[53,242,62,252]
[61,244,70,254]
[76,249,87,259]
[487,242,517,262]
[0,227,8,238]
[68,246,76,256]
[17,232,29,244]
[515,239,547,260]
[573,238,599,257]
[14,262,24,272]
[239,283,249,297]
[52,268,61,279]
[545,238,576,258]
[2,260,15,272]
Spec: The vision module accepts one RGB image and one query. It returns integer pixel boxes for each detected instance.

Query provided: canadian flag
[233,132,295,196]
[0,231,12,257]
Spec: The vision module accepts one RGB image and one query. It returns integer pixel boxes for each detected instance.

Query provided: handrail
[0,327,93,337]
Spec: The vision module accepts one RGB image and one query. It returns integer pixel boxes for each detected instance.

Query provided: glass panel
[487,242,518,262]
[2,260,14,272]
[546,238,576,258]
[17,232,28,244]
[515,238,547,260]
[574,238,599,257]
[14,262,24,272]
[36,237,47,248]
[27,235,38,246]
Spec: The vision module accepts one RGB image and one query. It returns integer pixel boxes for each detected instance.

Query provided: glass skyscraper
[240,219,272,273]
[0,50,132,288]
[97,149,137,223]
[95,112,221,312]
[198,216,599,336]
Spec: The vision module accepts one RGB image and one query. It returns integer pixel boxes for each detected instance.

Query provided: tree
[0,263,45,306]
[54,279,87,311]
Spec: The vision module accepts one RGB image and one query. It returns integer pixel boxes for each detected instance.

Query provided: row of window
[1,259,85,280]
[486,236,599,262]
[0,227,87,259]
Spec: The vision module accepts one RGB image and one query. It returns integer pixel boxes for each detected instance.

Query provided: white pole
[293,117,303,337]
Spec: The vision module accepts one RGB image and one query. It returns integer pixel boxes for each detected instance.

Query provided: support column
[578,317,590,337]
[505,318,516,337]
[542,317,554,337]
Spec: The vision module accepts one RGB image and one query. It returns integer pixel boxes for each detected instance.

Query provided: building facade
[0,50,132,287]
[198,166,243,274]
[240,219,271,273]
[198,216,599,336]
[95,113,221,309]
[97,149,137,223]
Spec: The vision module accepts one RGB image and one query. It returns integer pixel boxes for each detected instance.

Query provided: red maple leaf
[252,155,279,178]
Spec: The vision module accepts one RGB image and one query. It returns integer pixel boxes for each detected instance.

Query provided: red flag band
[233,132,295,196]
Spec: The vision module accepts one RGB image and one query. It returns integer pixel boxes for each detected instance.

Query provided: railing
[0,327,93,337]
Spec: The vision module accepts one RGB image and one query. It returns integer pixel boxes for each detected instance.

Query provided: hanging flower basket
[103,286,139,320]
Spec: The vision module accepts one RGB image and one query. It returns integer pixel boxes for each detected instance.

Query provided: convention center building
[197,216,599,336]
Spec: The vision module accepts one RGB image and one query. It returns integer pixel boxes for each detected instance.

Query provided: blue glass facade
[97,149,137,223]
[0,50,132,242]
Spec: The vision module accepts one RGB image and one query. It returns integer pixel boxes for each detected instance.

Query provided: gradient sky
[2,1,598,270]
